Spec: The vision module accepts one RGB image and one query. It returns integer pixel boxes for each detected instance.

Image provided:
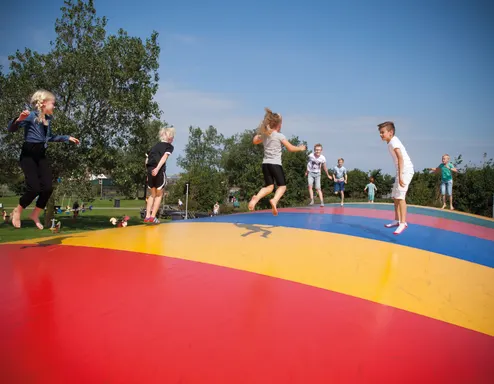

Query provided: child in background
[429,154,458,210]
[249,108,306,216]
[364,177,377,203]
[332,158,347,206]
[378,121,414,235]
[305,144,332,207]
[144,127,175,224]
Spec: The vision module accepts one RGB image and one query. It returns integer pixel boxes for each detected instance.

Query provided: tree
[0,0,160,226]
[174,126,227,211]
[222,129,264,201]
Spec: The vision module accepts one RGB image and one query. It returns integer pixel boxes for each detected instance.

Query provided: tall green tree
[0,0,160,225]
[173,126,227,211]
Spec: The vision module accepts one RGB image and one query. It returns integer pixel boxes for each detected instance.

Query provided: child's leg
[14,156,43,228]
[28,158,54,230]
[308,185,314,203]
[250,164,277,211]
[398,199,407,223]
[151,189,163,218]
[317,189,324,204]
[440,182,446,208]
[269,186,287,216]
[448,181,454,209]
[249,185,274,210]
[146,188,156,217]
[315,175,323,205]
[268,164,287,216]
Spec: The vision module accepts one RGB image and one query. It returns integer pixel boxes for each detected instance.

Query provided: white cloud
[155,83,493,176]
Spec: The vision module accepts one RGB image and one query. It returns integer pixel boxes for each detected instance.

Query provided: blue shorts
[368,193,375,201]
[334,181,345,193]
[440,180,453,195]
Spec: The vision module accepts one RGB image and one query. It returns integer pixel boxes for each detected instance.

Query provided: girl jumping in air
[248,108,306,216]
[6,90,80,229]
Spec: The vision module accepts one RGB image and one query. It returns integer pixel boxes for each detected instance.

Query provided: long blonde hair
[257,107,282,137]
[31,89,55,123]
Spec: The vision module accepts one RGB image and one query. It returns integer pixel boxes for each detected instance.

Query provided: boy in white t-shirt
[378,121,414,235]
[305,144,332,207]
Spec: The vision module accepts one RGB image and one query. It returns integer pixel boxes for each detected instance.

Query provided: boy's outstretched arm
[429,167,440,174]
[282,139,306,152]
[152,153,170,176]
[253,134,262,145]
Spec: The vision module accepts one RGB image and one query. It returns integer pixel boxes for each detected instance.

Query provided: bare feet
[269,199,278,216]
[28,212,44,230]
[248,196,259,211]
[441,204,446,209]
[11,208,21,229]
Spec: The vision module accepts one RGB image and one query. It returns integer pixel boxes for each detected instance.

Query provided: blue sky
[2,0,493,175]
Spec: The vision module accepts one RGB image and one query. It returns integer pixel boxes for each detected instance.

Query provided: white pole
[185,183,189,220]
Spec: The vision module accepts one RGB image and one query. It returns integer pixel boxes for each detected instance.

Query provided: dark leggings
[19,147,53,209]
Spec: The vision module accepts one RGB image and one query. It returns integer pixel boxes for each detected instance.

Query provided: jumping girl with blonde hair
[6,90,80,229]
[249,108,306,215]
[144,126,175,224]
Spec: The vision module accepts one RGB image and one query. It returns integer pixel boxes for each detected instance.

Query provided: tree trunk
[44,193,56,228]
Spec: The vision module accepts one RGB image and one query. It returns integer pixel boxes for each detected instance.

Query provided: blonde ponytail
[257,107,282,137]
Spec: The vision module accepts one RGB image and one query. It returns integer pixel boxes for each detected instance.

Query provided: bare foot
[269,199,278,216]
[450,206,454,210]
[11,209,21,229]
[248,196,259,211]
[28,213,44,230]
[441,204,446,209]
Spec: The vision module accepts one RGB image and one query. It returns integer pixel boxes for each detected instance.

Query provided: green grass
[0,196,144,209]
[0,207,153,244]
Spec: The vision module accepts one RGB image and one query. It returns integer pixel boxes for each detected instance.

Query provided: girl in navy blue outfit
[7,90,79,229]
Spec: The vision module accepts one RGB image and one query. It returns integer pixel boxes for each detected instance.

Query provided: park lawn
[0,196,145,210]
[0,208,156,244]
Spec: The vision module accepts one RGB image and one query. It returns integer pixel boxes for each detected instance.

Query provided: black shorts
[147,167,166,190]
[262,163,286,187]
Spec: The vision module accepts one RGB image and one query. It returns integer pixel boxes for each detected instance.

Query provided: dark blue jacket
[7,111,69,145]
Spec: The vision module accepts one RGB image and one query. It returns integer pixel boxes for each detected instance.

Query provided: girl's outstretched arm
[281,139,306,152]
[253,134,262,145]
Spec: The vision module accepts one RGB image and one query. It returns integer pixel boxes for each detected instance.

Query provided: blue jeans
[440,180,453,195]
[334,181,345,193]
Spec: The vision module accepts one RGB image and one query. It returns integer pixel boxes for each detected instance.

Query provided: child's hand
[18,110,30,121]
[305,172,308,177]
[69,137,80,144]
[152,167,159,176]
[298,144,306,151]
[399,177,405,188]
